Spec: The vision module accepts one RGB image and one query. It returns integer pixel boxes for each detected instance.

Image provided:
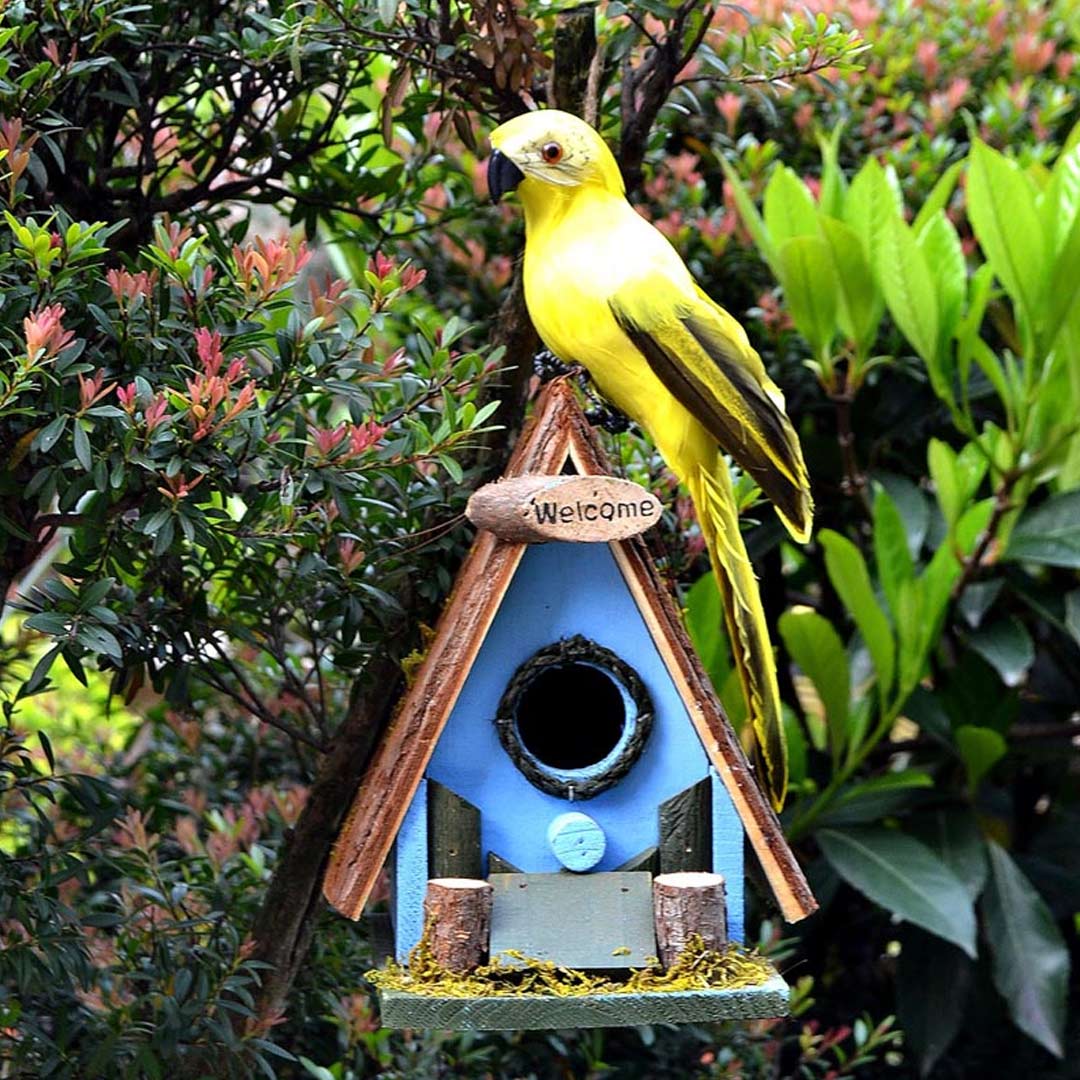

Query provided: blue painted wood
[394,540,749,958]
[711,767,744,943]
[546,811,606,871]
[394,778,428,961]
[426,542,713,872]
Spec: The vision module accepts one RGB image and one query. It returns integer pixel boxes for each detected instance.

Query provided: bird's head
[487,110,624,207]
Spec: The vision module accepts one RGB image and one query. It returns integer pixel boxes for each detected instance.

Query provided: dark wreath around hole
[494,635,654,800]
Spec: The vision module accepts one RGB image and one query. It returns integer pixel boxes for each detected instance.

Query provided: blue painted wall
[394,541,745,957]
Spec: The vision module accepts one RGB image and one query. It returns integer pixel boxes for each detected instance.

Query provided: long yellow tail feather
[689,455,788,810]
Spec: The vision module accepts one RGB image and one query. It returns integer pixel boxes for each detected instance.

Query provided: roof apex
[322,379,816,924]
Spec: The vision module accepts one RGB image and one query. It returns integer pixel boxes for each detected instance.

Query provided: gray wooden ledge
[377,971,789,1030]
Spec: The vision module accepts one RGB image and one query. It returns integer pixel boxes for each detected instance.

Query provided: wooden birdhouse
[323,380,816,1029]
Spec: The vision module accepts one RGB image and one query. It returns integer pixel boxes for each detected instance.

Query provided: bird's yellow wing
[608,276,813,543]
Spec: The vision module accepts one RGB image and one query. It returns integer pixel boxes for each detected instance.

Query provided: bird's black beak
[488,149,526,204]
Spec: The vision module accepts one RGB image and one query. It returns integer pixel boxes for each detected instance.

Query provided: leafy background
[0,0,1077,1077]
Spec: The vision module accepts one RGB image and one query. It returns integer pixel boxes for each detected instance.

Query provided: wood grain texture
[489,872,655,969]
[427,781,482,880]
[659,777,712,875]
[487,852,522,875]
[653,871,727,968]
[323,379,816,925]
[377,972,791,1029]
[423,878,493,972]
[466,474,662,543]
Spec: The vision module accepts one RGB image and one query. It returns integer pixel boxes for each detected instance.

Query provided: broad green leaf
[877,214,940,370]
[966,617,1035,687]
[912,159,964,236]
[873,487,915,620]
[1039,141,1080,255]
[928,439,988,530]
[73,421,92,472]
[1064,589,1080,647]
[954,725,1007,790]
[967,140,1046,331]
[763,165,818,250]
[912,808,988,901]
[783,704,807,787]
[778,609,850,764]
[719,159,777,271]
[819,216,881,355]
[819,770,934,826]
[844,157,902,264]
[1005,490,1080,567]
[776,234,839,360]
[957,578,1003,630]
[820,530,895,699]
[816,123,847,219]
[917,210,966,356]
[897,926,973,1077]
[818,827,977,956]
[1040,197,1080,351]
[876,472,930,556]
[983,841,1070,1057]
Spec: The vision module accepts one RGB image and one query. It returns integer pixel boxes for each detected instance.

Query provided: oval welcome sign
[466,474,663,543]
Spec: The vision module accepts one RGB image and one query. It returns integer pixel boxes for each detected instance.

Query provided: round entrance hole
[515,662,624,769]
[495,635,654,800]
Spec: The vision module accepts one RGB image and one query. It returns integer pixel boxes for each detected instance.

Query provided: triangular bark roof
[323,380,816,923]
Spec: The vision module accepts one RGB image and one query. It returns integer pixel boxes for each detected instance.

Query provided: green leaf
[763,165,818,250]
[38,730,55,772]
[877,213,941,371]
[928,439,987,530]
[845,157,901,264]
[816,123,847,219]
[719,159,777,271]
[776,234,839,361]
[983,841,1070,1057]
[967,140,1047,332]
[819,216,881,356]
[873,487,914,620]
[910,808,988,901]
[73,422,92,472]
[37,414,67,454]
[820,770,934,826]
[778,609,850,764]
[918,210,966,355]
[1040,202,1080,351]
[1006,491,1080,567]
[912,159,964,236]
[966,618,1035,687]
[954,725,1006,791]
[77,624,123,661]
[817,827,977,956]
[1064,590,1080,647]
[820,530,895,699]
[897,926,973,1077]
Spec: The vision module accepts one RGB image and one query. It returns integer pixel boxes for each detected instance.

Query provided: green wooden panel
[659,777,712,874]
[489,872,655,969]
[378,971,790,1029]
[488,852,522,875]
[616,846,660,874]
[427,779,482,880]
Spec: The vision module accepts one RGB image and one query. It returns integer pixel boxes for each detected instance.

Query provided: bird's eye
[541,142,563,164]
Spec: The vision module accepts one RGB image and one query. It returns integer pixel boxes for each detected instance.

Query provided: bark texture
[423,877,493,972]
[653,871,728,968]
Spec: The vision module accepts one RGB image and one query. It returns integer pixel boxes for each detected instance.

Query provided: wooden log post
[653,871,727,969]
[423,878,493,972]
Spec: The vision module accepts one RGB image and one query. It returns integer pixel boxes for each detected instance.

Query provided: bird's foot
[532,349,584,383]
[584,399,634,435]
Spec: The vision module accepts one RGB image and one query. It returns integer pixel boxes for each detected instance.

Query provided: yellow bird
[488,110,813,809]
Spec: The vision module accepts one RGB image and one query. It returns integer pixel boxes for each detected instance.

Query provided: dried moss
[368,930,776,999]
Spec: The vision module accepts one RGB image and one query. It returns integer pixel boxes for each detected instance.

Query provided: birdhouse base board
[376,972,789,1030]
